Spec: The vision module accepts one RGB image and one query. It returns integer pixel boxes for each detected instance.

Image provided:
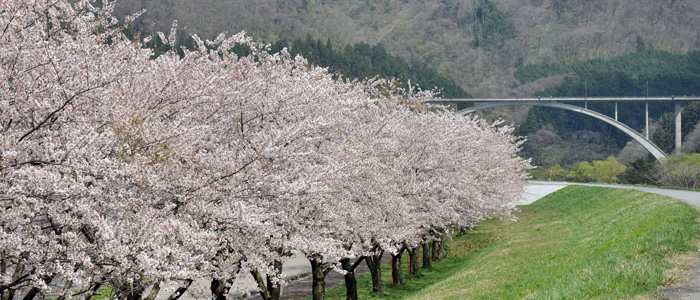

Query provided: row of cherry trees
[0,1,528,300]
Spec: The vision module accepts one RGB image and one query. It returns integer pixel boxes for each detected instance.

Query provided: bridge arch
[457,101,668,160]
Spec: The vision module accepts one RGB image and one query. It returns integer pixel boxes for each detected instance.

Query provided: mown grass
[321,186,700,299]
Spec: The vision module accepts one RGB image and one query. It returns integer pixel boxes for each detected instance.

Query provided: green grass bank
[322,185,700,299]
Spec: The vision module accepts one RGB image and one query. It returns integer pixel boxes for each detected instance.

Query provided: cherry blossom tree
[0,1,244,299]
[1,2,530,300]
[0,1,178,299]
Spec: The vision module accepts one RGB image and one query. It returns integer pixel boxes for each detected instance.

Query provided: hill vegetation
[113,0,700,96]
[271,37,471,98]
[113,0,700,173]
[131,29,471,100]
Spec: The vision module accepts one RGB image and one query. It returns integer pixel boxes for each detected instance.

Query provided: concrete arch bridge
[430,97,700,161]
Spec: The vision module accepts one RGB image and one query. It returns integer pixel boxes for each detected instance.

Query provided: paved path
[516,182,568,205]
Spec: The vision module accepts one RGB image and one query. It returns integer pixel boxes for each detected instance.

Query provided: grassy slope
[323,186,700,299]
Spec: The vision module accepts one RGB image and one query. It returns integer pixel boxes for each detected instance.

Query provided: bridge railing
[428,96,700,103]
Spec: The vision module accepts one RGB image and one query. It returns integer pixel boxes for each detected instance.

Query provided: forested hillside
[136,31,471,100]
[114,0,700,96]
[113,0,700,173]
[271,38,471,99]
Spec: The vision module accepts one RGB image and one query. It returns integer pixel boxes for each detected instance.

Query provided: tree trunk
[1,289,12,300]
[439,239,446,259]
[340,256,365,300]
[456,227,468,237]
[3,263,25,300]
[22,276,53,300]
[432,239,442,262]
[251,260,283,300]
[211,279,231,300]
[251,268,271,300]
[364,252,384,294]
[267,260,283,300]
[309,254,331,300]
[391,248,405,285]
[143,282,160,300]
[1,288,13,300]
[422,243,432,269]
[166,279,192,300]
[125,282,145,300]
[407,247,420,276]
[83,282,104,300]
[58,281,75,300]
[339,258,357,300]
[21,287,40,300]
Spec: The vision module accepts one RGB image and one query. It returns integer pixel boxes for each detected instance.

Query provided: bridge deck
[429,96,700,103]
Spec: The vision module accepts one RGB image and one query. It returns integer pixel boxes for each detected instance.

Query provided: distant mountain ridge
[114,0,700,96]
[113,0,700,166]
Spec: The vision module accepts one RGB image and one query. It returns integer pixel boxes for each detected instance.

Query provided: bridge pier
[675,101,682,153]
[455,101,668,160]
[433,96,700,160]
[645,102,649,139]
